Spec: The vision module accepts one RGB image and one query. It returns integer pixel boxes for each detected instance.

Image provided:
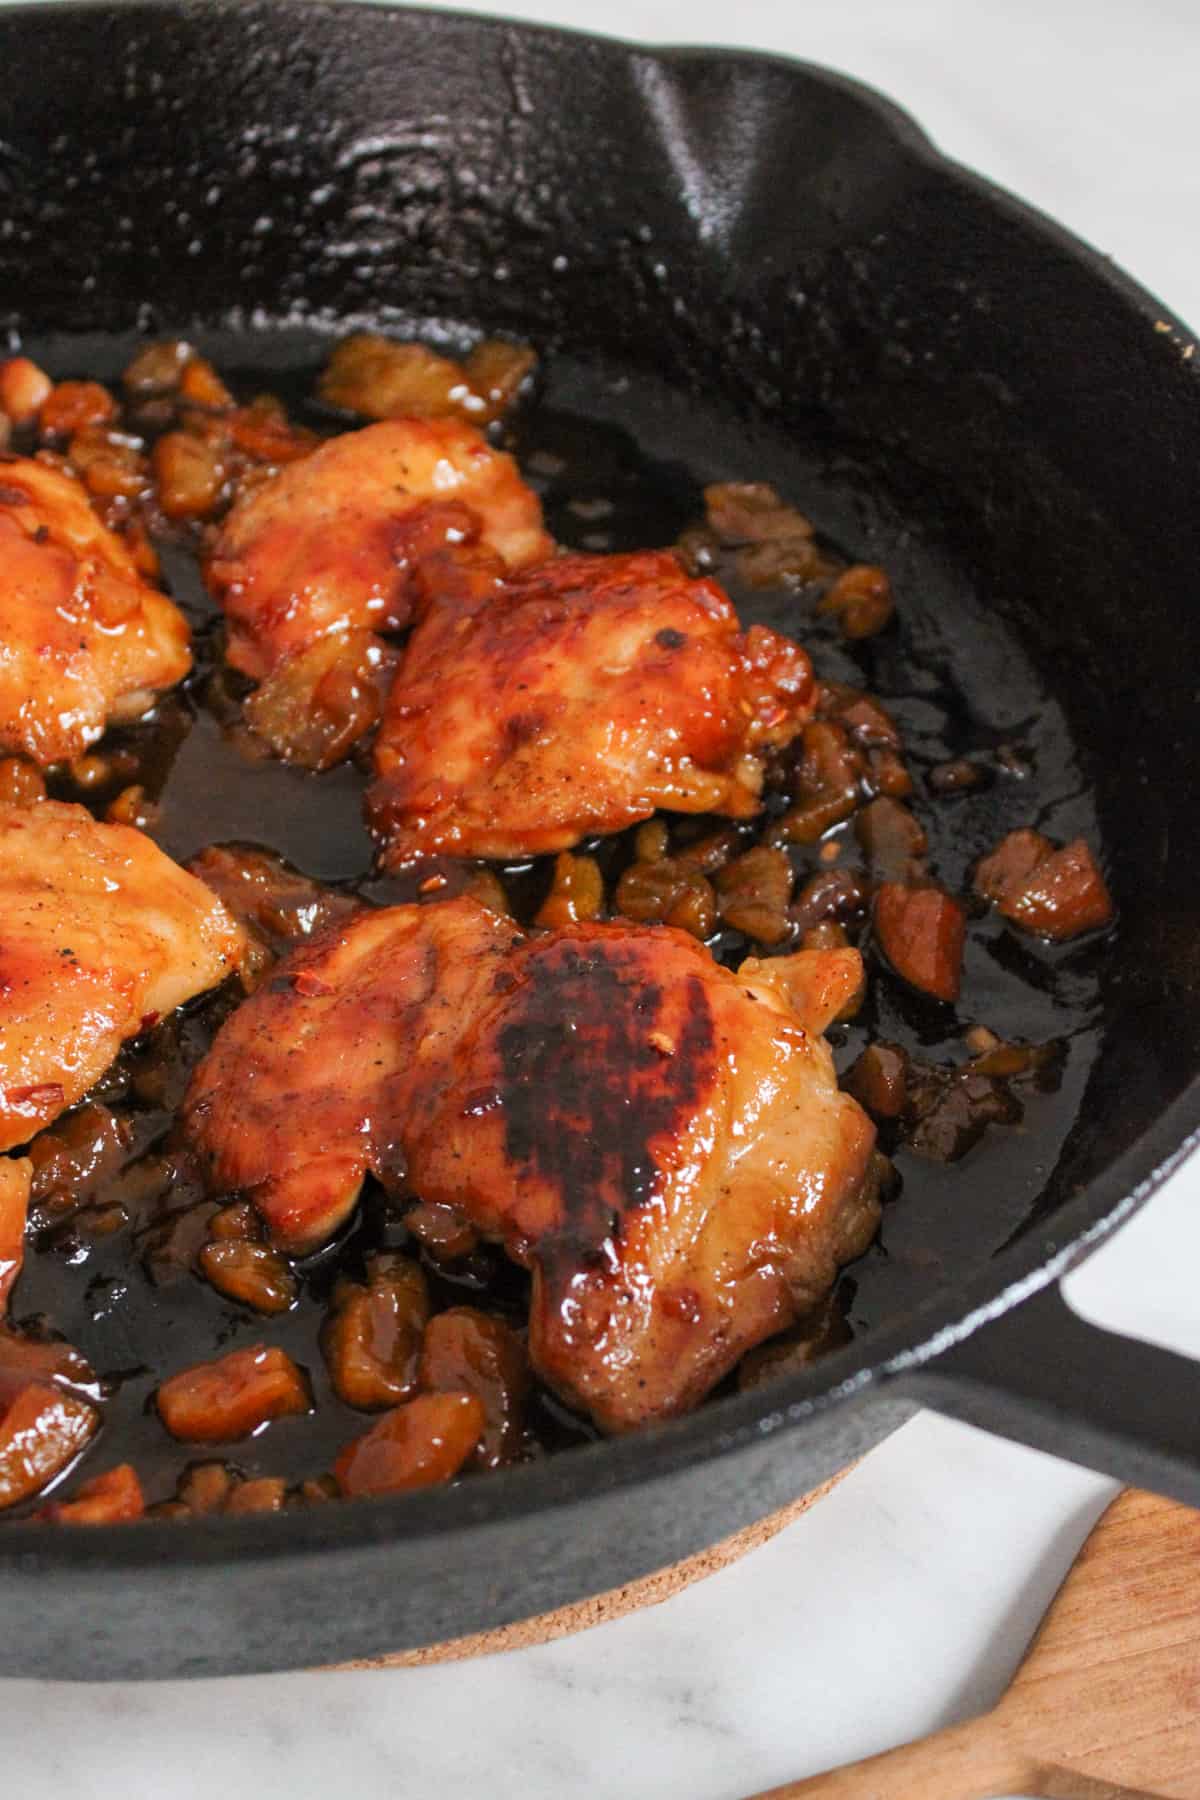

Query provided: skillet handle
[908,1280,1200,1507]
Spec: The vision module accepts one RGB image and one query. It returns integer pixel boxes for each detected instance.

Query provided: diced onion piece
[198,1241,296,1315]
[320,336,467,419]
[0,1159,31,1310]
[322,1256,429,1412]
[0,1326,97,1411]
[156,1344,310,1442]
[817,564,894,639]
[854,796,927,882]
[714,847,794,945]
[460,339,537,423]
[405,1201,479,1263]
[1003,839,1113,940]
[153,429,226,519]
[418,1309,529,1469]
[38,380,116,437]
[44,1462,144,1525]
[224,1477,287,1515]
[703,480,813,546]
[0,356,52,424]
[319,333,535,426]
[334,1391,485,1497]
[178,355,234,410]
[244,631,390,770]
[0,1382,98,1510]
[614,858,717,939]
[875,882,965,1002]
[974,830,1113,942]
[534,852,605,928]
[973,828,1053,904]
[846,1043,910,1120]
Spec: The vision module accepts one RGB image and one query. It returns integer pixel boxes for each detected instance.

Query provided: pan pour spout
[183,897,878,1432]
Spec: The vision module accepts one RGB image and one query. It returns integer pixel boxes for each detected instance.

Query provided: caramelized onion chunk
[156,1344,310,1443]
[322,1256,430,1411]
[0,1159,31,1310]
[243,631,394,771]
[874,882,966,1003]
[817,564,894,639]
[334,1391,485,1497]
[614,858,717,939]
[418,1308,529,1469]
[320,334,536,426]
[0,1382,98,1510]
[0,357,52,425]
[714,846,794,945]
[975,830,1113,941]
[43,1462,144,1526]
[198,1241,297,1315]
[534,852,605,929]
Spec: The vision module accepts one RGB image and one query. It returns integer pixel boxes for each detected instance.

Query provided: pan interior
[3,2,1199,1498]
[9,320,1109,1503]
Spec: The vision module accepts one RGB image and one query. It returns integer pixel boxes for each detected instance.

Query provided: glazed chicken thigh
[0,802,245,1150]
[0,458,191,765]
[184,899,876,1430]
[205,417,553,683]
[368,549,815,866]
[185,898,523,1255]
[0,1156,32,1310]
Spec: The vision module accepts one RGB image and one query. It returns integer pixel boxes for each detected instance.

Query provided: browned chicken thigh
[368,549,816,867]
[0,1156,32,1310]
[0,802,245,1150]
[205,417,553,683]
[0,458,191,765]
[184,899,876,1430]
[185,898,522,1255]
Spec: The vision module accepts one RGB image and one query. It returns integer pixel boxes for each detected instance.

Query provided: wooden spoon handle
[753,1489,1199,1800]
[752,1711,1021,1799]
[760,1728,1162,1800]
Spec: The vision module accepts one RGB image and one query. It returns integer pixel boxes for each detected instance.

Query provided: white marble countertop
[5,1,1200,1794]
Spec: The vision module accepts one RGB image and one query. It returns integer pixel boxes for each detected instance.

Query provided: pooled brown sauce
[4,331,1109,1516]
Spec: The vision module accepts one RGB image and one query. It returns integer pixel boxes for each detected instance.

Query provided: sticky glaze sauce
[4,334,1107,1513]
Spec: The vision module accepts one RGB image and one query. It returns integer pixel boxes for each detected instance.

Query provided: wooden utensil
[754,1489,1200,1800]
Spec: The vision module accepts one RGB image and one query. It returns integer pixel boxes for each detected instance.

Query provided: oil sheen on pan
[0,329,1112,1522]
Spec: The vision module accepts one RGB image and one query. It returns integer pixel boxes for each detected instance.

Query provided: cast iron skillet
[2,0,1199,1681]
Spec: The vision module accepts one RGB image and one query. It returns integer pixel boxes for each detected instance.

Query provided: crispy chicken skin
[184,899,876,1430]
[368,550,815,867]
[184,900,523,1255]
[0,802,246,1150]
[420,924,877,1431]
[0,458,191,765]
[205,418,554,682]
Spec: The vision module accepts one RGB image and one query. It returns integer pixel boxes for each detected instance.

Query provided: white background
[6,2,1200,1795]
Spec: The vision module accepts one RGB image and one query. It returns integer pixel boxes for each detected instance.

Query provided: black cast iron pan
[1,0,1199,1680]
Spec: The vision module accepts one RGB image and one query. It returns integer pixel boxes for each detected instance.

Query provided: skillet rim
[1,0,1198,1571]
